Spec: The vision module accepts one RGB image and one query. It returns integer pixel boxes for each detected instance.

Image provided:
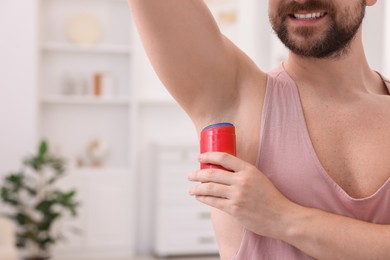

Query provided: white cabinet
[54,169,134,257]
[153,145,218,257]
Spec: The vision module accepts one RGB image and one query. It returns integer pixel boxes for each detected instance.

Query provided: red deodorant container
[200,122,236,169]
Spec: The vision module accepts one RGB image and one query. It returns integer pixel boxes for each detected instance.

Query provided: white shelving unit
[38,0,134,165]
[37,0,137,257]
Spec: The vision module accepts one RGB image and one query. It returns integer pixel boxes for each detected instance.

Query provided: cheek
[268,3,281,26]
[268,0,279,18]
[268,0,290,26]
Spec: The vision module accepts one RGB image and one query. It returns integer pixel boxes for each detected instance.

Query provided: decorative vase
[86,138,109,167]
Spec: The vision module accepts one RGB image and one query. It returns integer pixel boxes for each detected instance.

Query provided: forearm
[191,154,390,259]
[279,205,390,259]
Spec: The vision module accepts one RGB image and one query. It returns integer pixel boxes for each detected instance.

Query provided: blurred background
[0,0,389,259]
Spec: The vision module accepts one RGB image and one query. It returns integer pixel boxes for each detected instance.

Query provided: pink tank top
[234,64,390,259]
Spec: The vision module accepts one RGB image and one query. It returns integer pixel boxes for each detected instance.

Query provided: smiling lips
[292,12,326,20]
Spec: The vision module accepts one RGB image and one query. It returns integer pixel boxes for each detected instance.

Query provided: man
[128,0,390,259]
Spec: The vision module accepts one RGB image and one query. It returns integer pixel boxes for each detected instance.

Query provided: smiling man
[270,0,367,58]
[128,0,390,259]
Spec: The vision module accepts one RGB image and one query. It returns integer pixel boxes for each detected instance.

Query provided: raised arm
[128,1,268,259]
[128,0,266,127]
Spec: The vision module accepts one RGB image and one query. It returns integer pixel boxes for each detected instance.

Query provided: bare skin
[128,0,390,259]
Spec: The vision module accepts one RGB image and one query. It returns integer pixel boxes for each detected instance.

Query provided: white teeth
[294,12,324,19]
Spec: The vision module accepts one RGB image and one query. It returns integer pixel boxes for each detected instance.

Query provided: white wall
[0,0,38,176]
[238,0,272,69]
[384,1,390,76]
[363,1,386,73]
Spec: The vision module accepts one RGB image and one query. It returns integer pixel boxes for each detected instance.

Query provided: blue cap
[202,122,234,131]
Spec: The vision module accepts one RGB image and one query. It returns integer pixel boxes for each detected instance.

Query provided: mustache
[278,0,335,17]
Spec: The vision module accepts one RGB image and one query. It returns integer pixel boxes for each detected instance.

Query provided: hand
[188,152,297,238]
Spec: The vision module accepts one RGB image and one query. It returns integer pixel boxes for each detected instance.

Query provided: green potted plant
[0,140,80,260]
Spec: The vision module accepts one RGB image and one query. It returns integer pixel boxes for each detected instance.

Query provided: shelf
[41,95,131,105]
[69,167,130,175]
[41,42,132,55]
[138,98,177,106]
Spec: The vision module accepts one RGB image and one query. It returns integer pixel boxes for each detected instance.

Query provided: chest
[302,95,390,199]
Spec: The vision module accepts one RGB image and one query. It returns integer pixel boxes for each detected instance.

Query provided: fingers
[198,152,246,172]
[194,195,228,212]
[189,182,231,199]
[189,152,251,211]
[188,168,234,185]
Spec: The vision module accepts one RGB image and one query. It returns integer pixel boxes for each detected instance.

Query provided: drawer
[155,231,218,256]
[155,205,214,232]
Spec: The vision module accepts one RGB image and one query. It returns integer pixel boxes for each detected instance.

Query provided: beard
[269,0,366,59]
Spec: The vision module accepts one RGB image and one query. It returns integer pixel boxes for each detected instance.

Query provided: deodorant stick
[200,122,236,169]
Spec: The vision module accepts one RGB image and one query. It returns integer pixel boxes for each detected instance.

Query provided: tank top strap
[257,64,306,167]
[378,73,390,93]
